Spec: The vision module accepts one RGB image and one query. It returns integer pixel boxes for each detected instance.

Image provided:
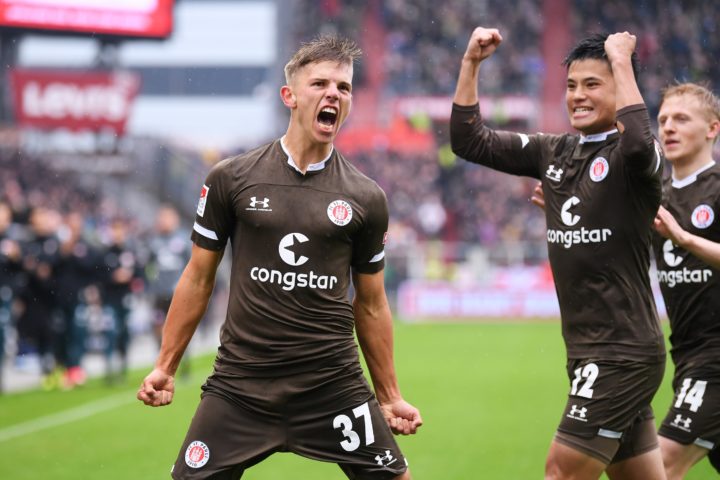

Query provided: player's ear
[281,86,296,108]
[707,119,720,142]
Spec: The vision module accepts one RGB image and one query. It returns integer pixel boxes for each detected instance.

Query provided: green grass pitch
[0,321,714,479]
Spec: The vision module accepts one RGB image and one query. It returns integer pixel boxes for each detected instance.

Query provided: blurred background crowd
[0,0,717,391]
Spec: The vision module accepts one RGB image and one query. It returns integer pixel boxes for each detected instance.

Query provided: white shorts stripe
[694,438,715,450]
[597,428,622,439]
[193,222,219,241]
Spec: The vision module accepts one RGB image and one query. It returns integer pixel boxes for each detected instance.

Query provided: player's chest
[666,185,720,240]
[233,183,361,238]
[543,152,619,224]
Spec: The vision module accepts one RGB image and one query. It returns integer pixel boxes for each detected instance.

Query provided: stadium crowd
[4,0,720,391]
[0,148,196,392]
[291,0,720,256]
[571,0,720,116]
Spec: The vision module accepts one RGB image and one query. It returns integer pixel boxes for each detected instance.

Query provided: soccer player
[653,83,720,479]
[137,35,422,479]
[451,28,666,479]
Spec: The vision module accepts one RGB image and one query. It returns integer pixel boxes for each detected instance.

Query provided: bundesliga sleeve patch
[197,184,209,217]
[327,200,353,226]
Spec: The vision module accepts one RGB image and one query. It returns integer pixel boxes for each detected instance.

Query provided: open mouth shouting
[317,106,338,133]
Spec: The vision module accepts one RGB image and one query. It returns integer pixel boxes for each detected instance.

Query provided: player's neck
[282,129,333,173]
[672,150,715,181]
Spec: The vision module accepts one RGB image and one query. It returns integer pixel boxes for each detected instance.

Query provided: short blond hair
[661,82,720,123]
[284,35,361,84]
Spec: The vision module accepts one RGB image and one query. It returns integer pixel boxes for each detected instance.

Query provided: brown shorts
[171,364,407,479]
[658,370,720,450]
[555,358,665,464]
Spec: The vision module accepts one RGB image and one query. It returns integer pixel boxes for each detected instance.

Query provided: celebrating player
[653,83,720,479]
[451,28,666,479]
[137,35,422,479]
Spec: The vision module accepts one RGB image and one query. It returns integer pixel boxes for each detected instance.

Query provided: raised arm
[453,27,503,106]
[450,27,545,178]
[604,32,643,111]
[353,270,422,435]
[605,32,661,177]
[137,244,223,407]
[655,206,720,270]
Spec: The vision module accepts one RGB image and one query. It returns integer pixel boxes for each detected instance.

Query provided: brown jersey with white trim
[191,140,388,376]
[451,103,665,361]
[653,162,720,372]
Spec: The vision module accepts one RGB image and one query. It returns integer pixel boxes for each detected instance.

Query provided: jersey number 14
[675,379,707,413]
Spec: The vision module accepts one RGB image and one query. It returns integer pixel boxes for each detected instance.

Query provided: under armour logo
[673,415,692,429]
[375,450,397,467]
[569,405,587,418]
[249,197,270,208]
[546,165,564,182]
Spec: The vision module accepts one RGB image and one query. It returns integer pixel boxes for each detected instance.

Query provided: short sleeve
[351,186,389,274]
[190,162,234,251]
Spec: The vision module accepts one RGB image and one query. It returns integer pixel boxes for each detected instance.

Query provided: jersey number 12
[570,363,599,399]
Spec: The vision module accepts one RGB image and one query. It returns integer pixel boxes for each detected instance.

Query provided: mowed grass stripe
[0,391,135,442]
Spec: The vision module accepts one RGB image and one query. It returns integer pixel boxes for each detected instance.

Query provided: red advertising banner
[0,0,174,39]
[10,69,141,135]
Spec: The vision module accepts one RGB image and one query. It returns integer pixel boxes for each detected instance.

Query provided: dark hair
[562,33,639,80]
[284,35,362,83]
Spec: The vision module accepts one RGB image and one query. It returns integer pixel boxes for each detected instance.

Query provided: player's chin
[313,130,336,145]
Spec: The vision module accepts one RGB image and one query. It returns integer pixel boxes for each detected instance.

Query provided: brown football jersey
[451,103,665,361]
[653,161,720,372]
[191,139,388,376]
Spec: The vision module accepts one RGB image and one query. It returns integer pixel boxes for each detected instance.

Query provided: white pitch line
[0,391,136,443]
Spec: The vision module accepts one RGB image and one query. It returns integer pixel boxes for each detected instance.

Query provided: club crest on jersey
[327,200,353,226]
[691,204,714,229]
[185,441,210,468]
[545,164,563,182]
[196,185,209,217]
[589,157,609,182]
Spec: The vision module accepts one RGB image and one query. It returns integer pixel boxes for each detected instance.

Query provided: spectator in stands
[146,205,191,376]
[0,200,22,392]
[16,206,62,389]
[100,217,145,383]
[54,211,101,389]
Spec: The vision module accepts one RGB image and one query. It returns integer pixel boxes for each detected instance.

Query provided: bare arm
[453,27,503,106]
[655,206,720,270]
[137,244,223,407]
[605,32,643,112]
[353,270,422,435]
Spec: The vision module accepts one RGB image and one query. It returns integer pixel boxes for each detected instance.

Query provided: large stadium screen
[0,0,174,39]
